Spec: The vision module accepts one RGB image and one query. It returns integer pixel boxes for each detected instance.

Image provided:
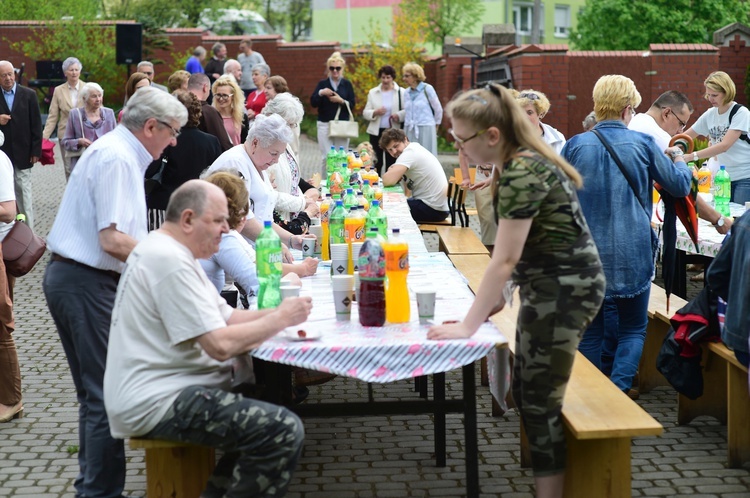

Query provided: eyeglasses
[329,66,342,72]
[518,92,540,101]
[403,73,413,78]
[157,120,181,139]
[215,93,233,100]
[666,108,687,130]
[449,128,487,147]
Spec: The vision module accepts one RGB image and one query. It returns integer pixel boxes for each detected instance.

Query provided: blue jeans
[579,289,650,392]
[43,260,125,498]
[731,178,750,204]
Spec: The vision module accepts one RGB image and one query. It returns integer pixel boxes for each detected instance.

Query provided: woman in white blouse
[363,65,405,174]
[402,62,443,157]
[514,89,566,153]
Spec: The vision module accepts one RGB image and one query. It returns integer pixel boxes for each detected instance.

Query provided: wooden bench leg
[640,318,670,393]
[678,349,727,425]
[565,435,632,498]
[726,362,750,468]
[144,445,215,498]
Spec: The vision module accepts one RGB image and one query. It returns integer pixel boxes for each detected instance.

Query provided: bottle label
[386,249,409,272]
[268,252,282,264]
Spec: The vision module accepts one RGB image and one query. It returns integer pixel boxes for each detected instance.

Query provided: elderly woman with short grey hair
[208,113,310,261]
[43,56,86,179]
[262,93,319,222]
[245,62,271,119]
[62,82,117,172]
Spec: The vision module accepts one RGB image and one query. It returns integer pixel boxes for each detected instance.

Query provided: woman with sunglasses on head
[310,52,356,176]
[428,83,605,498]
[562,75,692,400]
[513,89,566,153]
[213,75,248,146]
[683,71,750,204]
[402,62,442,157]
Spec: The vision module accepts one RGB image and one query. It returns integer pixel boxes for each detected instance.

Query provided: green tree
[571,0,749,50]
[398,0,484,52]
[8,20,127,108]
[0,0,99,20]
[348,11,428,113]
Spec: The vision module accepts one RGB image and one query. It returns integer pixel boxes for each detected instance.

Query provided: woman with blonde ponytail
[428,83,605,498]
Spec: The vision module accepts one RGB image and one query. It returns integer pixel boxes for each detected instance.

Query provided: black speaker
[116,24,143,65]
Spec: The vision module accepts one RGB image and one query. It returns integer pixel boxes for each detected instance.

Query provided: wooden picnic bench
[644,283,750,468]
[129,438,215,498]
[449,254,663,498]
[436,226,489,255]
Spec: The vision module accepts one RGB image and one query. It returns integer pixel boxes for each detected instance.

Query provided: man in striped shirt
[42,87,187,498]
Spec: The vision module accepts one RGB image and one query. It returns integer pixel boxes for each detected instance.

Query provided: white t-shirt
[540,122,566,154]
[396,142,449,212]
[691,104,750,181]
[208,144,279,224]
[379,89,393,128]
[104,232,234,438]
[629,113,671,152]
[0,151,15,241]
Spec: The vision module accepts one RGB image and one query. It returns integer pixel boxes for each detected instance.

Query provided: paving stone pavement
[0,136,749,497]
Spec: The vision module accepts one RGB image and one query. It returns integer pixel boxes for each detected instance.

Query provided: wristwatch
[714,216,725,227]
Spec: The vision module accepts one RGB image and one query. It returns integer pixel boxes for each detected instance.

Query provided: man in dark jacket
[0,60,42,230]
[188,73,233,152]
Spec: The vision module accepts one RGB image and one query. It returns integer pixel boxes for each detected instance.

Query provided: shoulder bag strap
[591,129,650,218]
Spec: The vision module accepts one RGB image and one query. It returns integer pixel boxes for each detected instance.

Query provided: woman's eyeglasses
[215,93,233,100]
[329,66,342,72]
[518,92,540,101]
[449,128,487,147]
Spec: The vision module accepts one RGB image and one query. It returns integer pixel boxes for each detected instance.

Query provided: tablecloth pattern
[653,202,744,257]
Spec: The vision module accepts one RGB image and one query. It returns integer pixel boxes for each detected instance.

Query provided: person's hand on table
[277,296,312,327]
[304,189,320,202]
[715,215,733,234]
[298,257,319,277]
[427,321,474,340]
[305,202,320,217]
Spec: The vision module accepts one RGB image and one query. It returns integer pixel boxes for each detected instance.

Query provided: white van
[198,9,275,36]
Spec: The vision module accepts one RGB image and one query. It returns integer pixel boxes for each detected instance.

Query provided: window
[513,5,533,35]
[554,5,571,38]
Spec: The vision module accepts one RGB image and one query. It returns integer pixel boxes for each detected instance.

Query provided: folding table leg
[433,373,446,467]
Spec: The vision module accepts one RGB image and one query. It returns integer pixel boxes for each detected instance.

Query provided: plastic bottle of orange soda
[344,206,366,274]
[383,228,410,323]
[320,193,332,260]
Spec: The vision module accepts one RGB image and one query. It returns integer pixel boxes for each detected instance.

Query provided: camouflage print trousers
[145,385,305,498]
[512,267,605,477]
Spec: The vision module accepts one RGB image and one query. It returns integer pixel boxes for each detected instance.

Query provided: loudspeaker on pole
[116,24,143,65]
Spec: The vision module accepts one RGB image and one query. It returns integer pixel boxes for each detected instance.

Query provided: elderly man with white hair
[137,60,168,92]
[0,60,42,230]
[43,87,187,498]
[208,113,313,262]
[223,58,243,85]
[43,56,85,179]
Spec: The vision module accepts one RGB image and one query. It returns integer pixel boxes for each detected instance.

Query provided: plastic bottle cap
[336,200,343,206]
[371,200,379,206]
[392,228,400,234]
[264,220,272,228]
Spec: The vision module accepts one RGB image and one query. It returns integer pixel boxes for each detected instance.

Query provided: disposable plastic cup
[331,274,354,291]
[280,285,301,299]
[301,235,316,258]
[331,258,348,276]
[353,272,360,302]
[351,242,364,272]
[330,243,349,259]
[308,225,323,255]
[416,290,436,325]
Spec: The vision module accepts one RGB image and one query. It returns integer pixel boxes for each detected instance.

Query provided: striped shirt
[47,125,153,272]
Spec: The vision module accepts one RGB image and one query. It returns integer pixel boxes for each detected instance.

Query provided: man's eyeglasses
[329,66,342,72]
[157,120,181,139]
[215,93,233,100]
[449,128,487,147]
[666,108,687,130]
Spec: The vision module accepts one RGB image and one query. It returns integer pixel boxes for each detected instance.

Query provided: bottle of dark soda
[358,228,386,326]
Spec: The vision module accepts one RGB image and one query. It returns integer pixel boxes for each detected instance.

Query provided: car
[198,9,275,36]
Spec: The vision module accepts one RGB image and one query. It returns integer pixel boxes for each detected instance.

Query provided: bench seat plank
[436,226,489,255]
